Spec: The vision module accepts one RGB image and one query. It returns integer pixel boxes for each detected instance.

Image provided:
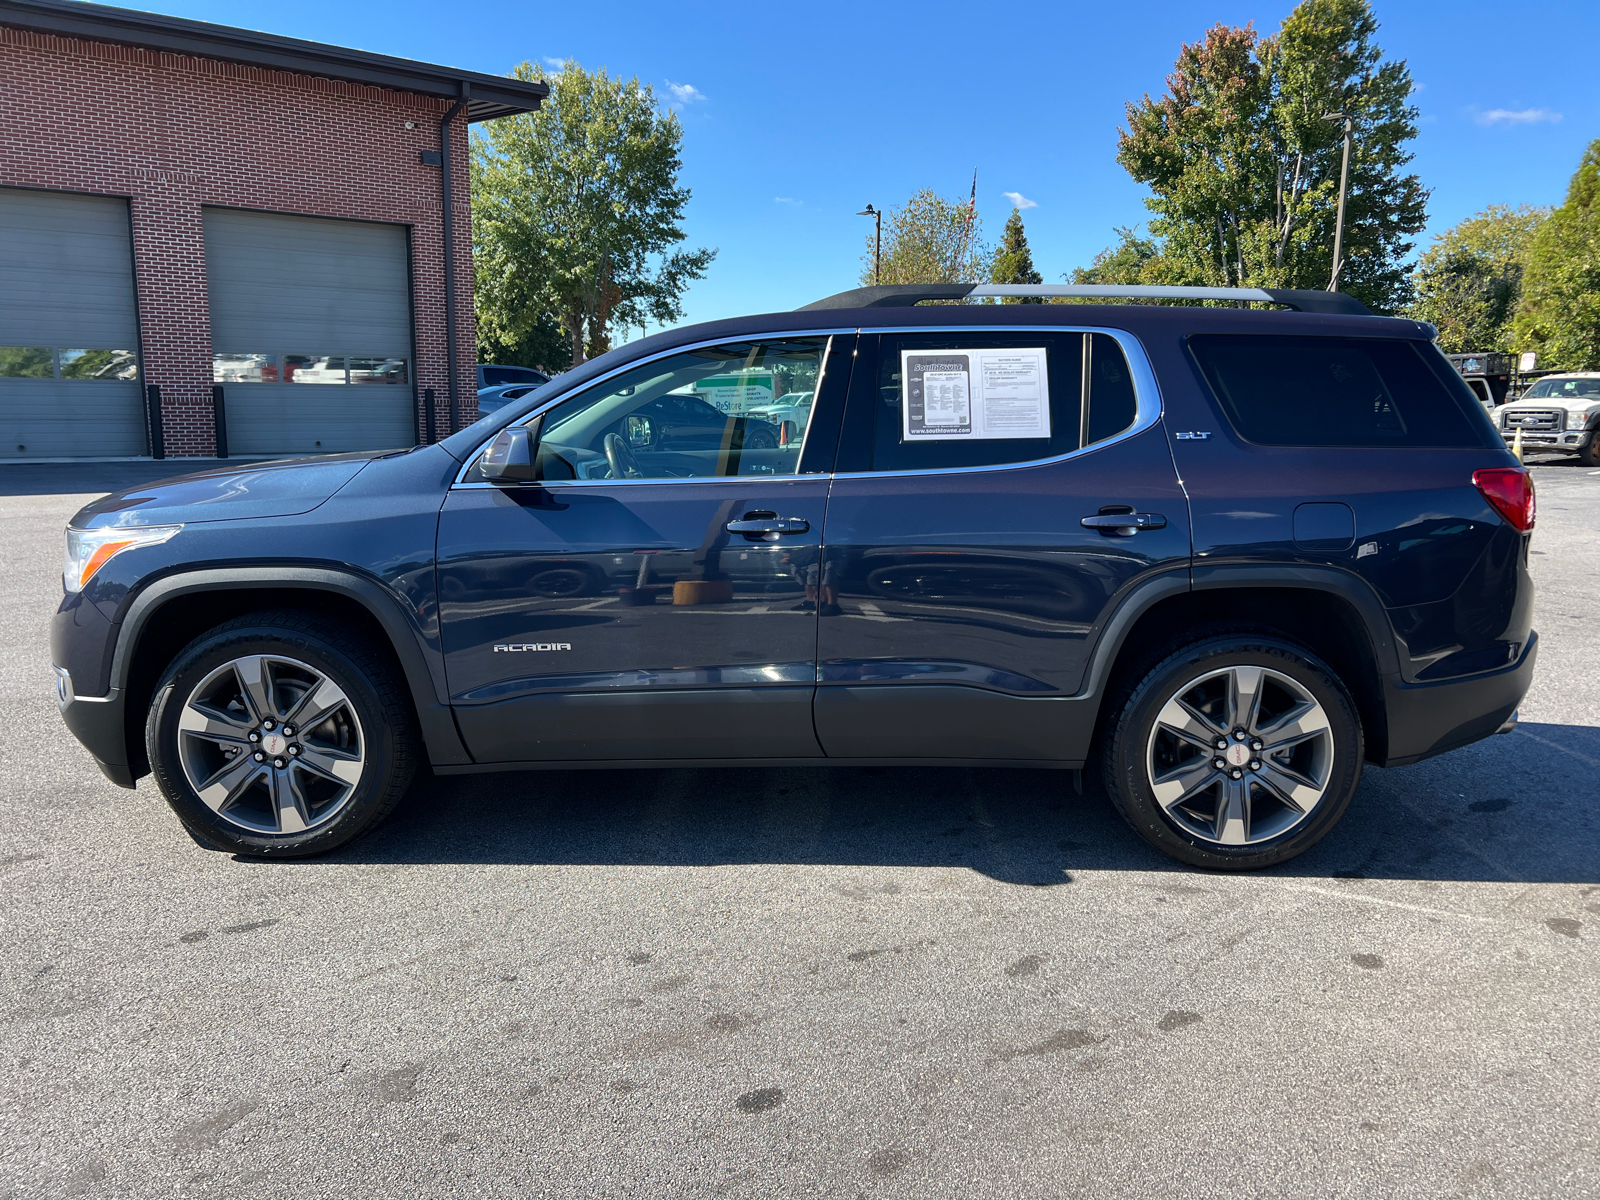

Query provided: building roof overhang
[0,0,549,119]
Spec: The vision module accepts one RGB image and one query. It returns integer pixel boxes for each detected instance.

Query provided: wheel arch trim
[110,566,470,767]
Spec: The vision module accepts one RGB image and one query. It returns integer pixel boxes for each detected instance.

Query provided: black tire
[145,611,418,857]
[1100,633,1363,871]
[1579,427,1600,469]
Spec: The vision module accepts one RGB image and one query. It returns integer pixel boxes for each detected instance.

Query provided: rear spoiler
[798,283,1375,317]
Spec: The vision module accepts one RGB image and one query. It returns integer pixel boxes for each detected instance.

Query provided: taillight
[1472,467,1536,531]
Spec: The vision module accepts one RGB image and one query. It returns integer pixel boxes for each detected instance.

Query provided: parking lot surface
[1,458,1597,1199]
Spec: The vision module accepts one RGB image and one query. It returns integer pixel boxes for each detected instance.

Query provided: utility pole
[858,205,881,285]
[1324,112,1354,292]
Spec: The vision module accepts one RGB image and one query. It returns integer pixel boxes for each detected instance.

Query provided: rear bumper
[1381,632,1538,767]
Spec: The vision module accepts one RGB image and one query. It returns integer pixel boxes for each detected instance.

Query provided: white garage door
[0,188,145,460]
[204,208,416,456]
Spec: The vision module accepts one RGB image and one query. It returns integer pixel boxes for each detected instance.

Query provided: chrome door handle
[1080,512,1167,536]
[726,517,810,534]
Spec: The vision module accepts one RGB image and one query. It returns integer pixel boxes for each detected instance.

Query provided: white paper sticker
[901,348,1050,441]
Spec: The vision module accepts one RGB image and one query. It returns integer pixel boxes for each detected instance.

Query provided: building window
[213,354,409,385]
[1,348,138,379]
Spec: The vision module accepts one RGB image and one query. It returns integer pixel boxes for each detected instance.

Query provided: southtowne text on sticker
[900,347,1051,442]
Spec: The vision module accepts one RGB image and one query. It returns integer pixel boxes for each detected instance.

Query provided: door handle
[726,517,810,535]
[1080,512,1167,536]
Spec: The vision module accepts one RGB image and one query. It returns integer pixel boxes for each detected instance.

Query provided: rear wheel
[1102,634,1363,870]
[145,611,417,857]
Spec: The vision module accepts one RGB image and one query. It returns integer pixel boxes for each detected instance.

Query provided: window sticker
[900,348,1050,441]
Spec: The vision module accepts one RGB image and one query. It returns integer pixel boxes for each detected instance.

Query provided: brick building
[0,0,547,460]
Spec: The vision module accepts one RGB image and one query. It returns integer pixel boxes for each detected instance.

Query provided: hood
[70,450,387,530]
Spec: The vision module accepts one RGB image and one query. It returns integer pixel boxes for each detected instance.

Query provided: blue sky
[155,0,1598,330]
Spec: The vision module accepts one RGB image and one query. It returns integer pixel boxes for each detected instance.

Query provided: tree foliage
[861,188,989,286]
[1405,205,1546,353]
[1513,138,1600,370]
[1103,0,1427,312]
[473,60,715,366]
[991,207,1043,302]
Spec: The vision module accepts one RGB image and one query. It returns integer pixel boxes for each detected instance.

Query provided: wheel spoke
[196,754,263,813]
[1157,695,1224,749]
[232,656,278,723]
[285,676,350,733]
[293,747,363,787]
[1259,701,1330,749]
[269,768,309,834]
[178,704,253,746]
[1255,763,1324,813]
[1215,776,1250,845]
[1228,666,1264,733]
[1151,759,1219,811]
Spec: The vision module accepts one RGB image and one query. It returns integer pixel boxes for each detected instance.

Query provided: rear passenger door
[813,326,1191,761]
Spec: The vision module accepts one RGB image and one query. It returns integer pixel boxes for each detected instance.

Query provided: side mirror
[626,414,653,448]
[480,417,542,484]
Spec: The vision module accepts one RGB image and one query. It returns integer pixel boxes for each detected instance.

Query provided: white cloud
[1002,191,1038,210]
[774,197,802,206]
[1475,107,1562,126]
[666,81,706,104]
[541,56,568,74]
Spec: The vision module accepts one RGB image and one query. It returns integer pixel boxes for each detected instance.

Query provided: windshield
[1523,377,1600,400]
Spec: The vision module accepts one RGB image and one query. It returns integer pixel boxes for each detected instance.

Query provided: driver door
[437,334,851,764]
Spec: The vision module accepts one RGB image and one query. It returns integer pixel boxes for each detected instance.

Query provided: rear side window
[1187,335,1491,448]
[838,330,1140,473]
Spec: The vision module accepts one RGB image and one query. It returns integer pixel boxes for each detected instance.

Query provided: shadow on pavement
[318,721,1600,887]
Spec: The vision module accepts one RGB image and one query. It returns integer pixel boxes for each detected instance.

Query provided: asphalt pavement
[1,456,1597,1199]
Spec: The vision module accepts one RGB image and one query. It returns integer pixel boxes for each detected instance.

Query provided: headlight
[64,524,181,593]
[1568,410,1592,430]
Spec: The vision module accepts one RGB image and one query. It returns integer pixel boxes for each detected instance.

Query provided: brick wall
[0,25,477,456]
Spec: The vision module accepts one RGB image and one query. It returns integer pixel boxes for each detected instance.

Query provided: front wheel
[1579,427,1600,468]
[1101,635,1363,870]
[145,612,417,857]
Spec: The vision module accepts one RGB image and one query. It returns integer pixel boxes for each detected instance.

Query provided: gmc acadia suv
[53,284,1538,870]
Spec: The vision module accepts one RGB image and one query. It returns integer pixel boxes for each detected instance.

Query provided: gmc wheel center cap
[1226,743,1251,767]
[262,732,288,756]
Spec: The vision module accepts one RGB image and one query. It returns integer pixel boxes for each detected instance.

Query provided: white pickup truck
[1492,373,1600,466]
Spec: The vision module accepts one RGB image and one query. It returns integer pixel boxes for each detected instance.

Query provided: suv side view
[53,284,1537,870]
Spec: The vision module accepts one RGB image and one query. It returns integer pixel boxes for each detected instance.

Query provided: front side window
[841,330,1139,473]
[1188,335,1491,448]
[466,337,830,483]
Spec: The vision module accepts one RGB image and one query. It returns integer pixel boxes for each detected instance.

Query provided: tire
[1100,633,1363,870]
[145,611,418,857]
[1579,427,1600,468]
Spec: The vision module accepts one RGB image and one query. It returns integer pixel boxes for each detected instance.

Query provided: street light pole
[858,205,881,285]
[1324,112,1354,292]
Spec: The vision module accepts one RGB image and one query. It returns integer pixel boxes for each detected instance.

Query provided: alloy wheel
[1145,665,1335,847]
[176,654,365,835]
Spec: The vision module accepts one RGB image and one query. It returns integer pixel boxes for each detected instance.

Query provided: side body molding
[112,566,470,766]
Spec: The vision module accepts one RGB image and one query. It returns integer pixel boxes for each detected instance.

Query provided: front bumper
[1381,632,1538,767]
[1499,430,1586,450]
[56,672,136,789]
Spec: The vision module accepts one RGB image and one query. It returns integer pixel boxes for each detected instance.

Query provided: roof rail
[797,283,1374,317]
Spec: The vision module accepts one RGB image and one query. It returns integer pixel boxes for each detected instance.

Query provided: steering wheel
[603,432,644,480]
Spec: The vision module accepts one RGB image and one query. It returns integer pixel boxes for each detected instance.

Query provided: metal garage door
[204,208,415,456]
[0,188,145,460]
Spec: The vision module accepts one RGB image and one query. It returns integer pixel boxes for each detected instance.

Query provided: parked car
[476,383,542,417]
[477,364,549,389]
[54,283,1536,871]
[1490,372,1600,466]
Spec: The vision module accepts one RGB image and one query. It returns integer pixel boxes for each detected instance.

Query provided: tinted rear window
[1187,335,1491,448]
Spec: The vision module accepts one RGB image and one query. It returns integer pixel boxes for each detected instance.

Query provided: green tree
[862,188,989,286]
[473,60,715,367]
[1104,0,1427,312]
[1514,138,1600,370]
[1406,205,1547,353]
[990,207,1043,302]
[477,310,573,375]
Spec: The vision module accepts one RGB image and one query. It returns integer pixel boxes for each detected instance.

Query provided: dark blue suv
[53,284,1538,870]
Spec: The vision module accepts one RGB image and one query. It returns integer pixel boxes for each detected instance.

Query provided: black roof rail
[798,283,1375,317]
